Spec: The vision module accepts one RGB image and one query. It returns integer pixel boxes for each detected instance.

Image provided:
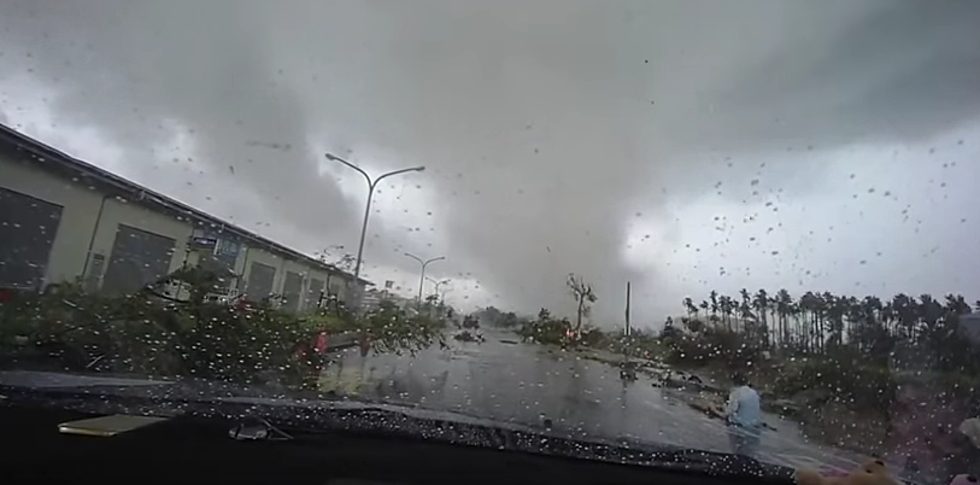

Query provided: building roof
[0,123,371,286]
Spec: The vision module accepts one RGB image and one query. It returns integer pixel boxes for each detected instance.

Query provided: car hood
[0,370,792,480]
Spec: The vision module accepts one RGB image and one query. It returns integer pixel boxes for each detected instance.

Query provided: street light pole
[326,153,424,307]
[425,276,452,293]
[426,277,450,301]
[405,253,445,307]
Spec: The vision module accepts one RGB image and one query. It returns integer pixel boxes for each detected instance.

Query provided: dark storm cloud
[2,0,980,324]
[715,0,980,149]
[0,1,355,243]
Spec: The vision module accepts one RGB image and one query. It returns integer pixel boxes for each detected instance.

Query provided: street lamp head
[325,153,341,162]
[413,166,426,172]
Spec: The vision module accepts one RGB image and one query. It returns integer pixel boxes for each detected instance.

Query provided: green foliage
[675,289,980,377]
[512,306,654,355]
[461,314,480,330]
[0,268,452,384]
[453,331,486,343]
[669,289,980,423]
[660,319,762,370]
[578,326,609,348]
[473,306,526,328]
[610,329,664,360]
[448,313,485,344]
[302,309,357,334]
[517,308,573,346]
[770,358,898,412]
[149,265,224,305]
[360,301,447,354]
[0,282,316,381]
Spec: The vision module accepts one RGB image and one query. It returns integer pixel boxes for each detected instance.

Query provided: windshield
[1,1,979,483]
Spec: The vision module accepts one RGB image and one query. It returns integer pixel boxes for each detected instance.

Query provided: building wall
[231,240,249,288]
[185,229,249,295]
[0,157,105,287]
[305,268,330,310]
[241,246,284,300]
[280,260,307,289]
[87,196,194,285]
[328,272,351,303]
[237,252,349,312]
[280,259,310,312]
[1,152,362,305]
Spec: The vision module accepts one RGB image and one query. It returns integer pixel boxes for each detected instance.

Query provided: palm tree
[864,295,883,323]
[767,295,780,346]
[717,295,726,327]
[918,294,943,344]
[837,295,851,348]
[860,295,884,355]
[819,293,834,353]
[798,291,818,352]
[682,297,697,318]
[680,288,979,368]
[944,294,971,315]
[823,293,844,350]
[820,292,838,353]
[719,295,734,330]
[880,301,896,337]
[776,289,793,348]
[892,293,915,341]
[709,291,719,323]
[753,289,770,347]
[919,293,951,366]
[844,296,864,350]
[738,288,752,333]
[739,300,753,320]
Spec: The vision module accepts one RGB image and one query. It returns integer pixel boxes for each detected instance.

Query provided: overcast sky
[2,0,980,328]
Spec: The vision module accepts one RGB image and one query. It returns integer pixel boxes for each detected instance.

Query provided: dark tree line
[680,289,980,373]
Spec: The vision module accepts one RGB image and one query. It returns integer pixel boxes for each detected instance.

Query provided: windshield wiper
[228,416,293,441]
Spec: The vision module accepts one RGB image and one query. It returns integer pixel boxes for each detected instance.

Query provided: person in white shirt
[724,372,762,457]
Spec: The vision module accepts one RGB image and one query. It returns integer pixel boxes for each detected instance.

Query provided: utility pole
[620,281,636,382]
[625,281,631,337]
[325,153,424,308]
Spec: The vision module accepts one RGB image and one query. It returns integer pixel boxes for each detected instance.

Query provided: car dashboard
[0,402,798,485]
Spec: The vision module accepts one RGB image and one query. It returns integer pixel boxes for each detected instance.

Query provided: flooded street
[319,327,867,472]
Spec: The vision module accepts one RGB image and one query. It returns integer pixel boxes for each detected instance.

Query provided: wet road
[318,327,869,473]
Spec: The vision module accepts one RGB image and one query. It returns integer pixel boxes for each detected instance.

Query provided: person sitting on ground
[723,372,762,457]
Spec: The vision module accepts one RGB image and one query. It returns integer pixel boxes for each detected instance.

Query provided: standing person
[724,372,762,457]
[945,418,980,481]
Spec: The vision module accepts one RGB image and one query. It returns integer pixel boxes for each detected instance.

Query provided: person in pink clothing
[315,331,329,354]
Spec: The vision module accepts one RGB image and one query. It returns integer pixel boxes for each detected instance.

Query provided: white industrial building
[361,288,416,312]
[0,124,368,311]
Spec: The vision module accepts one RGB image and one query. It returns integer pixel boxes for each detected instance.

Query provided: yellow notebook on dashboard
[58,414,168,437]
